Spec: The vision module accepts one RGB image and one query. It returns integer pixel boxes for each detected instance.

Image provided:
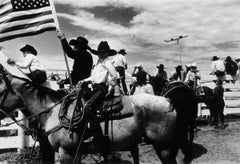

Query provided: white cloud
[54,0,240,78]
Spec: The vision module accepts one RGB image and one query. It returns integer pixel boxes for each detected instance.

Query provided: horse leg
[58,147,74,164]
[130,144,139,164]
[38,136,55,164]
[153,144,177,164]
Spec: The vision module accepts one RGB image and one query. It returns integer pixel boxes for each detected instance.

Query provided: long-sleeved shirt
[87,58,118,86]
[16,53,44,72]
[184,70,201,82]
[112,54,127,69]
[211,60,225,73]
[60,38,93,79]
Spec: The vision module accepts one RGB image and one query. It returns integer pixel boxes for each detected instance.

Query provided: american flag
[0,0,57,42]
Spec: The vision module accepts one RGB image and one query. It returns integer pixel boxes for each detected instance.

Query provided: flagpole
[49,0,73,89]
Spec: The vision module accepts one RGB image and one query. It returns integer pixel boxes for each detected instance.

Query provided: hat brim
[69,39,79,46]
[97,49,117,56]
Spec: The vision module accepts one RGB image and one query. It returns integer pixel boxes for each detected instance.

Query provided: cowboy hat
[157,64,165,69]
[175,65,182,70]
[95,41,116,56]
[211,56,219,61]
[69,36,88,47]
[190,62,198,68]
[118,49,127,55]
[225,56,232,61]
[235,58,240,62]
[20,44,37,55]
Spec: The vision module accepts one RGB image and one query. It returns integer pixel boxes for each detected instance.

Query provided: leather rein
[0,74,77,136]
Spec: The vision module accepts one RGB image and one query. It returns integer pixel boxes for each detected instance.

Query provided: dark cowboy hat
[211,56,219,61]
[118,49,127,55]
[225,56,232,61]
[94,41,116,56]
[175,65,182,70]
[20,44,37,55]
[235,58,240,62]
[157,64,165,69]
[69,36,88,47]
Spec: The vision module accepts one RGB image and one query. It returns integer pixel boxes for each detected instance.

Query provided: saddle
[59,90,127,129]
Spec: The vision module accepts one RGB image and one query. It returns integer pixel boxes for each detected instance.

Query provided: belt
[93,82,106,87]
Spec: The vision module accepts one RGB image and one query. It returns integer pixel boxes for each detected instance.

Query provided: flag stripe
[0,26,56,42]
[0,11,53,27]
[0,22,56,37]
[0,10,52,24]
[0,2,12,16]
[1,19,54,33]
[0,0,57,42]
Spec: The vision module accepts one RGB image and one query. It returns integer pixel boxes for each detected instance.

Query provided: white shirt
[112,54,127,68]
[134,84,154,95]
[184,70,201,82]
[211,60,225,73]
[16,53,44,72]
[90,58,118,85]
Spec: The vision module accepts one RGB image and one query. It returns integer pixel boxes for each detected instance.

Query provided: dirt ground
[81,114,240,164]
[1,114,240,164]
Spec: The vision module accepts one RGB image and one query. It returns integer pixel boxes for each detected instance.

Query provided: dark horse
[161,81,198,158]
[0,67,197,164]
[196,85,215,125]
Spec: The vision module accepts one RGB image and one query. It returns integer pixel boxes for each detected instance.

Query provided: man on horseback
[57,31,93,87]
[81,41,118,143]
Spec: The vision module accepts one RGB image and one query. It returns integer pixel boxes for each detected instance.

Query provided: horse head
[0,66,25,119]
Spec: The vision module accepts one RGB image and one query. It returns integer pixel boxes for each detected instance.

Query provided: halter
[0,71,71,136]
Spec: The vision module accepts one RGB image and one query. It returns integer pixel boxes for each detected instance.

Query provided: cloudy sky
[1,0,240,80]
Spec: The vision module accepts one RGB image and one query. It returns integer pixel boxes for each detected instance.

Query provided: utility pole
[165,35,189,81]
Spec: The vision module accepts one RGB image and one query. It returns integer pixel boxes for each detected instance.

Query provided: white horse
[0,68,194,164]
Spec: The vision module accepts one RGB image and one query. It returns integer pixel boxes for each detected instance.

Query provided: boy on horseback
[81,41,118,143]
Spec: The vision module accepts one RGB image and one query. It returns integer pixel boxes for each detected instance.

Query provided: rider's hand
[7,59,15,65]
[56,30,65,40]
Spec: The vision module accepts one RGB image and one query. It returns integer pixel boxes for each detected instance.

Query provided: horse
[196,85,215,125]
[161,81,199,158]
[150,76,168,96]
[0,68,193,164]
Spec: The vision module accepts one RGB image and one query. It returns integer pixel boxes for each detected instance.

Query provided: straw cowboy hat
[190,62,198,68]
[95,41,116,56]
[20,44,37,56]
[157,64,165,69]
[69,36,88,47]
[118,49,127,55]
[211,56,219,61]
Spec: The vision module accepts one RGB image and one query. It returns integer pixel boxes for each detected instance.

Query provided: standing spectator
[130,63,151,95]
[112,49,128,95]
[225,56,238,84]
[133,70,154,95]
[184,63,201,91]
[57,31,93,87]
[210,56,226,81]
[152,64,168,95]
[213,79,225,129]
[183,64,191,82]
[169,65,182,81]
[7,44,47,84]
[235,58,240,82]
